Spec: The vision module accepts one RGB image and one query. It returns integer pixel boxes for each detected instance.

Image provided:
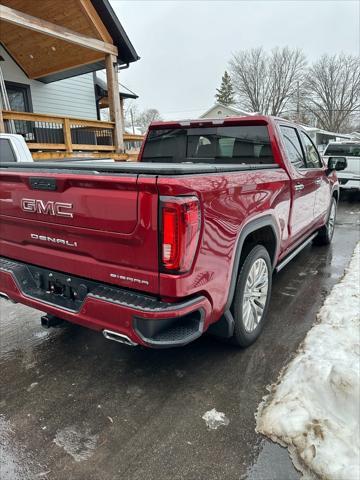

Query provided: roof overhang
[91,0,139,66]
[94,74,138,107]
[0,0,139,83]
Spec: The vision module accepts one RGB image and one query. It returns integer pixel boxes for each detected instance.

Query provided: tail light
[160,196,201,273]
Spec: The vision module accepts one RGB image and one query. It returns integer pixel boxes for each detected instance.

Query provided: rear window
[0,139,16,163]
[142,125,275,164]
[324,144,360,157]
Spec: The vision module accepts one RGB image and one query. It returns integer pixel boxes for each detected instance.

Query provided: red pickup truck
[0,116,346,348]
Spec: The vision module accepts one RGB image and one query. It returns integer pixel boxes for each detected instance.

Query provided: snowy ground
[257,243,360,480]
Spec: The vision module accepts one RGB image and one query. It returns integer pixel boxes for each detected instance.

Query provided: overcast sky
[110,0,359,119]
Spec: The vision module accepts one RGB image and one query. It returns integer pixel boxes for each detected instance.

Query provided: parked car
[0,134,115,164]
[0,133,33,163]
[0,116,346,349]
[323,141,360,191]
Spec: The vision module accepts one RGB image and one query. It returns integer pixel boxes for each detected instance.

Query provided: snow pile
[53,426,98,462]
[202,409,229,430]
[257,243,360,480]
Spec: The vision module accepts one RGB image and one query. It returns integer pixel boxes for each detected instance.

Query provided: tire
[230,245,272,347]
[313,197,337,246]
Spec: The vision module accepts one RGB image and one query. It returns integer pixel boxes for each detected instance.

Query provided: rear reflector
[160,196,201,272]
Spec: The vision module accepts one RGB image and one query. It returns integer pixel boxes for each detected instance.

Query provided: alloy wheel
[242,258,269,333]
[328,202,336,237]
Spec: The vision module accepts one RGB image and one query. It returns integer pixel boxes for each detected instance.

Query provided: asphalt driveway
[1,197,359,480]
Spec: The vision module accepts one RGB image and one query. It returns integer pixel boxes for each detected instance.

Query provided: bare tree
[123,100,139,133]
[136,108,163,134]
[229,47,306,115]
[303,54,360,133]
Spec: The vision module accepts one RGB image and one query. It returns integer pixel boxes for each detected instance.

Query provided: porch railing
[2,110,144,160]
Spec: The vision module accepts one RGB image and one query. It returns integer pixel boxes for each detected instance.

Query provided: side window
[0,139,17,162]
[300,132,322,168]
[280,126,306,169]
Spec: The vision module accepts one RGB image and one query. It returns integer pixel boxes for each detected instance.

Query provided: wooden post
[0,109,5,133]
[105,54,124,153]
[63,117,73,153]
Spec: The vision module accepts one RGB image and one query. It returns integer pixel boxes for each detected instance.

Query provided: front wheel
[314,197,337,246]
[230,245,272,347]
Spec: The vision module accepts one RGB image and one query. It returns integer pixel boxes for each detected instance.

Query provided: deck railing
[2,110,144,160]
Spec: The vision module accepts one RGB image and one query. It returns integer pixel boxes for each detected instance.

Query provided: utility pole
[296,81,300,123]
[130,108,135,134]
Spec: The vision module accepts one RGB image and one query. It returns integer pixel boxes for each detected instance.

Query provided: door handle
[314,178,321,185]
[294,183,304,191]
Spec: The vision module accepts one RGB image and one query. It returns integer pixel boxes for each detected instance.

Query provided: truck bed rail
[0,161,280,175]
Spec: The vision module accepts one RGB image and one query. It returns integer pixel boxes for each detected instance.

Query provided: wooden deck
[2,110,144,161]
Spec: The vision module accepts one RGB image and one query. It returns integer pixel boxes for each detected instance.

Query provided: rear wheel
[230,245,272,347]
[314,197,337,246]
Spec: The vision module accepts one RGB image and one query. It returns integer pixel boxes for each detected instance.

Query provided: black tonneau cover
[0,162,279,176]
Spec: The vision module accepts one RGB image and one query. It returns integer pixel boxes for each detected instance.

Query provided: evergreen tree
[215,71,235,106]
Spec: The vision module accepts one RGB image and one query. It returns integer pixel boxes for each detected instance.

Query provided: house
[93,73,137,121]
[0,47,138,122]
[349,132,360,141]
[0,0,143,159]
[301,126,355,153]
[200,103,255,119]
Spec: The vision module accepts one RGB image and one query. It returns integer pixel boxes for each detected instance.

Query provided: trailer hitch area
[41,314,66,329]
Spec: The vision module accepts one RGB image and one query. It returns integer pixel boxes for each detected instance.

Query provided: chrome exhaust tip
[103,329,138,347]
[0,292,17,303]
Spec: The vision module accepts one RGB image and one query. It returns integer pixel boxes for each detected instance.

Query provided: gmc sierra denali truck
[0,116,346,348]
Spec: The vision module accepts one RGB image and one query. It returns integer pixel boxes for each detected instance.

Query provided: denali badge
[21,198,73,218]
[31,233,78,247]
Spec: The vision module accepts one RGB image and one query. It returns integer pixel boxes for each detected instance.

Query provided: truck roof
[148,115,298,130]
[149,115,272,130]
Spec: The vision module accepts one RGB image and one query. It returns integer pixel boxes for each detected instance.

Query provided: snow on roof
[349,132,360,140]
[300,124,353,138]
[94,73,138,99]
[125,126,142,135]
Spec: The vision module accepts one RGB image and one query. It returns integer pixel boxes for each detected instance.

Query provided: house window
[5,82,33,112]
[4,82,33,138]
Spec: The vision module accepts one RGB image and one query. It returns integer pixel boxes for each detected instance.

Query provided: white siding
[200,104,252,119]
[0,46,97,120]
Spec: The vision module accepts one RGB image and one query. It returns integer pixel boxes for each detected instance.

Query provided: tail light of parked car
[160,196,201,273]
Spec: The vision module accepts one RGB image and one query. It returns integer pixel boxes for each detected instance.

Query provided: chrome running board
[275,233,318,273]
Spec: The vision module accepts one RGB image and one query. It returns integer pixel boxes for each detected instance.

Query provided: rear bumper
[0,257,212,348]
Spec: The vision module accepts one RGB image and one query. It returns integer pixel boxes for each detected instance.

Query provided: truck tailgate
[0,171,159,294]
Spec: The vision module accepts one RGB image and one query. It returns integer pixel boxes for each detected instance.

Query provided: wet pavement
[1,197,359,480]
